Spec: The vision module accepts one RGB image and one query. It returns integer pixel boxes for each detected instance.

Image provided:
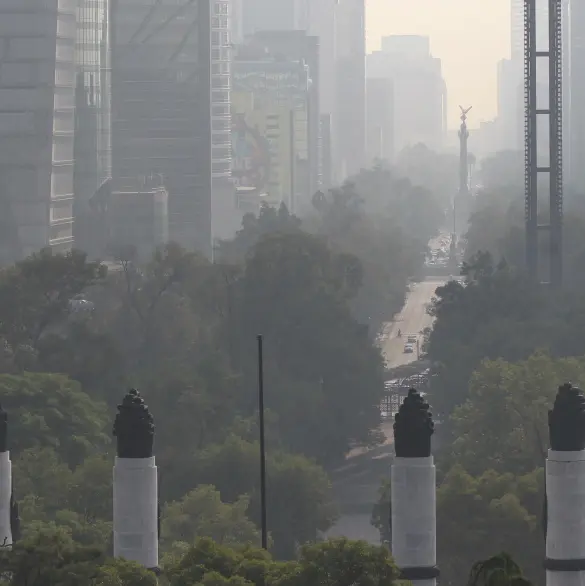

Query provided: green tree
[0,248,105,366]
[162,485,260,551]
[281,538,399,586]
[217,204,302,264]
[447,353,585,475]
[168,435,336,559]
[0,526,105,585]
[166,537,401,586]
[233,232,385,463]
[372,467,543,586]
[0,372,109,466]
[467,553,533,586]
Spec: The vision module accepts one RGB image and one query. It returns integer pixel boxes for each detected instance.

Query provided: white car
[403,344,414,354]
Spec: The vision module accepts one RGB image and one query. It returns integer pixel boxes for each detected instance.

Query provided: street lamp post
[257,335,268,549]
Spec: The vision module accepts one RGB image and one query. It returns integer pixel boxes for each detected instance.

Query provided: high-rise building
[320,113,333,190]
[335,0,366,179]
[111,0,213,257]
[210,0,236,245]
[570,0,585,189]
[239,0,338,188]
[368,36,445,154]
[0,0,78,262]
[496,57,523,151]
[247,31,320,204]
[73,0,112,256]
[240,0,300,35]
[232,52,311,212]
[366,78,394,165]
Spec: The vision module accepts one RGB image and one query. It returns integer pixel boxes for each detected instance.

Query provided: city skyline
[367,0,510,129]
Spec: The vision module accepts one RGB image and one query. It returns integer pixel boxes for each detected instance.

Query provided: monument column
[545,383,585,586]
[0,404,18,548]
[113,389,159,572]
[391,388,438,586]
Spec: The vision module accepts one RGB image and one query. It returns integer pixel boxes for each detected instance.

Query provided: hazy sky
[366,0,510,129]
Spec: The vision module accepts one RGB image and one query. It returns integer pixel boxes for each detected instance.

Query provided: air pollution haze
[367,0,510,128]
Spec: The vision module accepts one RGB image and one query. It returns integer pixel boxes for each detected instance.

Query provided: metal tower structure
[524,0,563,286]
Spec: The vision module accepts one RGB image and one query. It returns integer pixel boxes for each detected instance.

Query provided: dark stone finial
[548,383,585,451]
[113,389,155,459]
[394,388,434,458]
[0,404,7,453]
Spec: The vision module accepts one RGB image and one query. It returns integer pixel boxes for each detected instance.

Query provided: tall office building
[247,31,320,203]
[366,78,394,165]
[368,36,445,154]
[111,0,213,257]
[240,0,300,35]
[210,0,236,243]
[570,0,585,189]
[0,0,78,262]
[307,0,337,184]
[497,58,523,151]
[335,0,366,179]
[73,0,112,255]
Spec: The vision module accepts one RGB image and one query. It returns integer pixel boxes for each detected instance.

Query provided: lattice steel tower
[524,0,563,286]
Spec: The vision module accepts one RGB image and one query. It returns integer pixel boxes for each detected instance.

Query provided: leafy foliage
[164,537,400,586]
[0,163,445,563]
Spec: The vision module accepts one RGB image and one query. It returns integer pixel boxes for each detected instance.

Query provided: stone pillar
[0,404,19,548]
[545,383,585,586]
[391,389,438,586]
[113,389,158,571]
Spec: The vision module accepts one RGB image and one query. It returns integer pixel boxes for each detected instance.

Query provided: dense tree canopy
[0,161,449,569]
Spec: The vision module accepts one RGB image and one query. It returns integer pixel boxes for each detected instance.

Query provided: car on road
[403,343,414,354]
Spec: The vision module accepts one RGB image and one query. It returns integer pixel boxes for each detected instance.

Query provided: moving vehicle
[403,344,414,354]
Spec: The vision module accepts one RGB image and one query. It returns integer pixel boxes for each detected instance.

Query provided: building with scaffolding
[111,0,213,257]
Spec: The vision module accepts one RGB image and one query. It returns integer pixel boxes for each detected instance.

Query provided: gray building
[368,36,445,154]
[111,0,213,257]
[249,30,320,201]
[107,187,168,261]
[73,0,112,256]
[210,0,237,245]
[335,0,366,179]
[0,0,78,262]
[366,77,394,165]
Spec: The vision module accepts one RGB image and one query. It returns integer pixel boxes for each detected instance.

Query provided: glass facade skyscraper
[0,0,78,261]
[111,0,213,256]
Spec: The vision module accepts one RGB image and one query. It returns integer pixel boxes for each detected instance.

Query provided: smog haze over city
[0,0,581,584]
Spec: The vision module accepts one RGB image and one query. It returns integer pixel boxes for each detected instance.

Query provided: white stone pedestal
[0,451,11,548]
[391,456,437,586]
[113,456,158,569]
[546,449,585,586]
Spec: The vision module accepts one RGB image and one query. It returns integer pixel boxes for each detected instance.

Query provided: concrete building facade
[0,0,78,262]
